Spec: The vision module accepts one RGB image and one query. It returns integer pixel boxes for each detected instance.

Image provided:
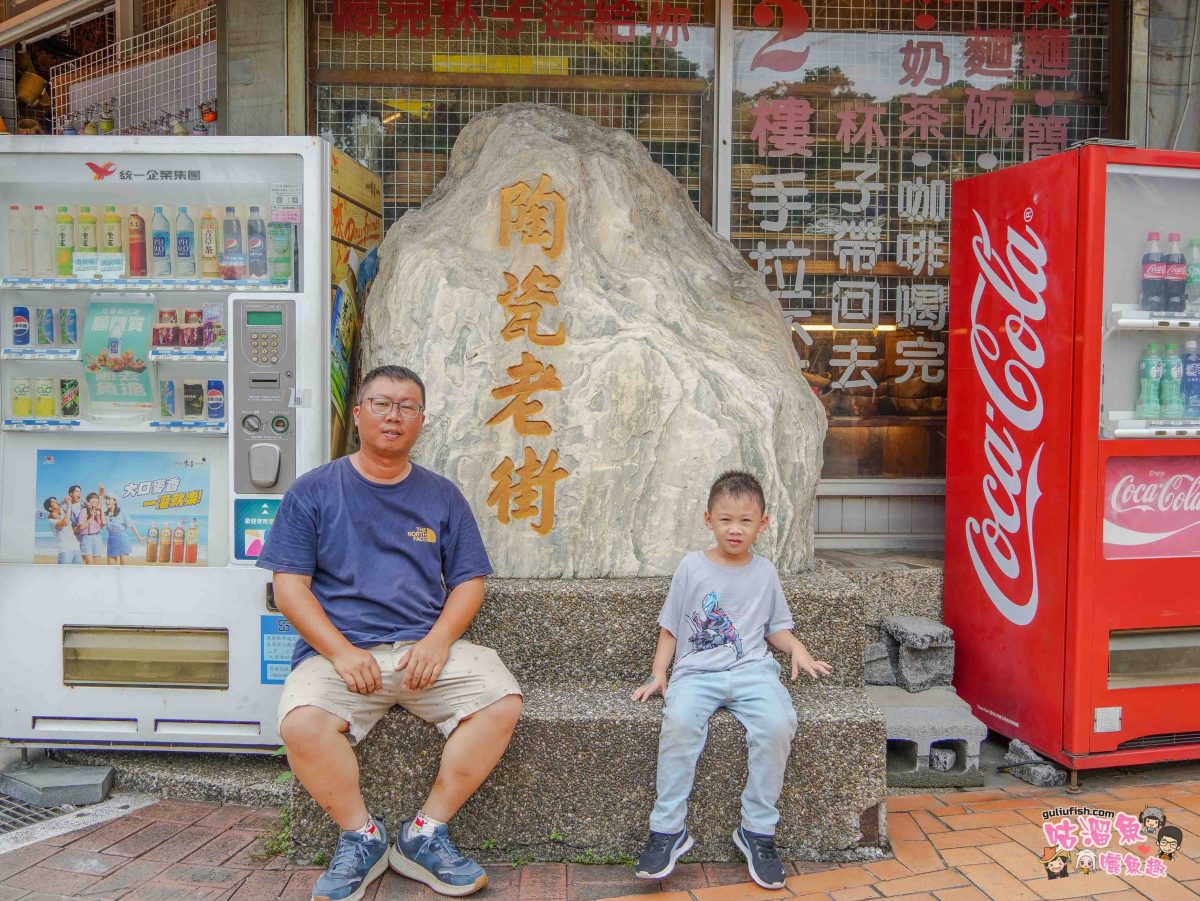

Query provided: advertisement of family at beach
[33,448,210,566]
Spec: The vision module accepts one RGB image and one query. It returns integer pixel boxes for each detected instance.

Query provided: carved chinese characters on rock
[489,174,570,535]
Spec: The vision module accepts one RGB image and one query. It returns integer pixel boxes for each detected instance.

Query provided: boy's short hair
[42,496,57,513]
[707,470,766,514]
[357,365,426,407]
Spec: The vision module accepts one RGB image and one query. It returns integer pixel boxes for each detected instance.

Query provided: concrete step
[869,685,987,789]
[467,563,868,689]
[289,681,887,863]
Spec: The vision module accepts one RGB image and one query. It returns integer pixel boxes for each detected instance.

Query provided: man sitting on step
[258,364,523,901]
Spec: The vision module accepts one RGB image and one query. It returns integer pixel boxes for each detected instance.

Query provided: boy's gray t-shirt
[658,550,794,680]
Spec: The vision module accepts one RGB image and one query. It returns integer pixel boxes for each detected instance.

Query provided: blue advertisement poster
[35,448,210,566]
[82,300,154,414]
[261,615,299,684]
[234,498,279,561]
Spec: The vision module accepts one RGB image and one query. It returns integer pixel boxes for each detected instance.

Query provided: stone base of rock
[870,686,987,789]
[0,757,114,807]
[290,567,887,863]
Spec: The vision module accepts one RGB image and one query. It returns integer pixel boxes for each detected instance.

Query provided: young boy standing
[632,471,831,889]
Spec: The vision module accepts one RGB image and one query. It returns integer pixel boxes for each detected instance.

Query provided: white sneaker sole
[388,845,488,897]
[635,832,694,880]
[311,852,388,901]
[732,829,785,890]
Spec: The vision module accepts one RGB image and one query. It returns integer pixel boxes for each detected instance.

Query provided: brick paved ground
[1,778,1199,900]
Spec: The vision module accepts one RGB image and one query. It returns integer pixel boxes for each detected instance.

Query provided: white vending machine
[0,136,382,752]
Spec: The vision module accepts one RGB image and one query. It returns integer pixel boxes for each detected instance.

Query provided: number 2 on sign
[750,0,810,72]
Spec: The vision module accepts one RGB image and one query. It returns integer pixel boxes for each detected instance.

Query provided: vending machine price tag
[2,347,80,360]
[270,183,302,223]
[3,418,81,431]
[70,253,126,281]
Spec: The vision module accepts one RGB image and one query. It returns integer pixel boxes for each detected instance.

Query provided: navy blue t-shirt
[256,457,492,667]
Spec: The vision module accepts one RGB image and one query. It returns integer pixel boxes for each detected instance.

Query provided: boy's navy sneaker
[635,828,693,879]
[732,826,786,889]
[311,816,388,901]
[389,818,487,896]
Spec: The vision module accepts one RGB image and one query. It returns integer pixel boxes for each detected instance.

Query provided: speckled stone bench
[290,563,888,862]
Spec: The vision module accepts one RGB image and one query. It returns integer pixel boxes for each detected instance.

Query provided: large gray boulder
[362,103,825,577]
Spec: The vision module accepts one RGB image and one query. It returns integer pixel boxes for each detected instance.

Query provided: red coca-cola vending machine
[945,145,1200,775]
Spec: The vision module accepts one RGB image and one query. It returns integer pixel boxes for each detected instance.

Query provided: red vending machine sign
[946,152,1079,756]
[1104,456,1200,559]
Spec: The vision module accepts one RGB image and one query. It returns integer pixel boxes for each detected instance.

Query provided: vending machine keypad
[233,299,296,495]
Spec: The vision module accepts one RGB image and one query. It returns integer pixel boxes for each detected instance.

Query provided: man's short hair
[357,365,426,408]
[42,496,57,513]
[707,470,766,514]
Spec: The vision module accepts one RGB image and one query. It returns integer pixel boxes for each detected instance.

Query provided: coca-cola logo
[965,208,1048,627]
[1111,473,1200,514]
[1143,262,1167,278]
[1165,263,1188,281]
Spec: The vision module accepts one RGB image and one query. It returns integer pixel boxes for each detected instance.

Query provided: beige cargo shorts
[277,639,522,745]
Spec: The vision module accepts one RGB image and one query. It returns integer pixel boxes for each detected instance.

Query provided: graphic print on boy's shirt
[683,591,745,661]
[658,551,794,680]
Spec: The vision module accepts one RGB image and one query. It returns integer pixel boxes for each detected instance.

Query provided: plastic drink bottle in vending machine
[126,208,147,277]
[172,521,185,564]
[76,206,97,254]
[11,306,29,345]
[7,205,29,277]
[54,206,73,277]
[175,207,196,276]
[1164,233,1188,313]
[267,223,292,284]
[150,206,171,276]
[200,207,219,278]
[1184,339,1200,420]
[1141,232,1166,312]
[10,378,31,416]
[1137,342,1164,419]
[146,523,159,563]
[185,519,199,564]
[1162,343,1186,418]
[247,206,267,277]
[101,206,122,253]
[221,206,244,279]
[32,205,52,277]
[1188,239,1200,315]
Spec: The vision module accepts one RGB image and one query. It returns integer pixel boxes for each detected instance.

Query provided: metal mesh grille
[48,4,217,136]
[726,0,1109,478]
[313,0,714,227]
[0,791,65,835]
[317,84,704,224]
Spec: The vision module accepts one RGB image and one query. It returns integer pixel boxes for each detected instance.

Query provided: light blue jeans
[649,657,798,836]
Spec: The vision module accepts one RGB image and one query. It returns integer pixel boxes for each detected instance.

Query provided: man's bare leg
[420,694,522,822]
[281,706,369,831]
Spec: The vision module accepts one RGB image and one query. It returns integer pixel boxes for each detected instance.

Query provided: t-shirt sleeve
[441,489,493,590]
[766,563,795,635]
[256,483,318,576]
[657,557,690,636]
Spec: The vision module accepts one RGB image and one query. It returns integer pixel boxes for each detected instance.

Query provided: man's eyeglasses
[363,397,424,419]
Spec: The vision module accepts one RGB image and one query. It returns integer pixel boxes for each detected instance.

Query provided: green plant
[252,809,291,862]
[508,852,535,868]
[311,850,331,868]
[548,829,563,843]
[481,838,497,850]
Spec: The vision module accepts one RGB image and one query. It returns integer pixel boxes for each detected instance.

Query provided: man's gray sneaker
[635,828,693,879]
[733,826,786,889]
[311,817,388,901]
[389,819,487,896]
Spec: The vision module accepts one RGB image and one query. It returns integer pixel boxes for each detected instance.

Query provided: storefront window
[311,0,1114,483]
[729,0,1111,478]
[311,0,715,226]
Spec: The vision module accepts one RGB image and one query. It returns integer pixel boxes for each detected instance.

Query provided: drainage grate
[0,792,65,835]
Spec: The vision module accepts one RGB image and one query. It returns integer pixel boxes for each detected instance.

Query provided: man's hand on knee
[397,634,451,691]
[331,646,383,694]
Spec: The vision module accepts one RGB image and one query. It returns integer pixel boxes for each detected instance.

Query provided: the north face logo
[407,527,436,543]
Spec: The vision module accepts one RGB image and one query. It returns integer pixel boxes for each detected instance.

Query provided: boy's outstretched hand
[790,646,833,681]
[631,673,667,702]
